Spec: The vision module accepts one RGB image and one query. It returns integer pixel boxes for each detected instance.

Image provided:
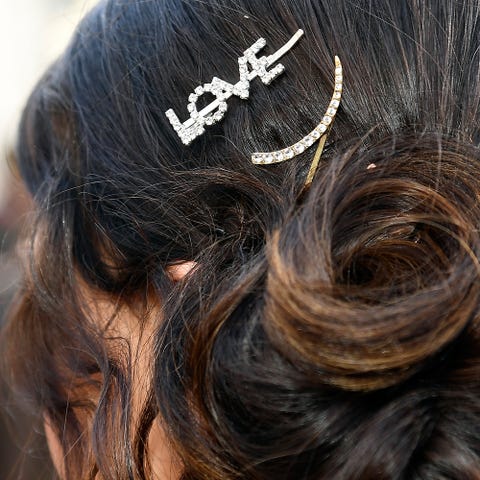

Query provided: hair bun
[264,135,480,391]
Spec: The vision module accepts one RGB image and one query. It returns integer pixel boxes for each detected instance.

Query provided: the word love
[165,30,304,145]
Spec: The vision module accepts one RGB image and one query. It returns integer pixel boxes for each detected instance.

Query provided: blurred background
[0,1,96,477]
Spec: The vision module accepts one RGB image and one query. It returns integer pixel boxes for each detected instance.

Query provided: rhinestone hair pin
[165,29,305,145]
[253,55,342,188]
[165,30,343,187]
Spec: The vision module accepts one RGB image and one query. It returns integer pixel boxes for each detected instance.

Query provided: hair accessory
[165,30,304,145]
[165,31,342,189]
[252,56,342,188]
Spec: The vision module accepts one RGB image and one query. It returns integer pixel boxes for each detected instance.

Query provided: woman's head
[5,0,480,478]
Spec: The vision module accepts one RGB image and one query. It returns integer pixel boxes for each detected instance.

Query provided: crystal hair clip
[165,30,343,188]
[253,55,342,187]
[165,29,305,145]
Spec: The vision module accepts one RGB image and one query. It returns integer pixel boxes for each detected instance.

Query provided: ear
[166,261,196,281]
[44,415,65,479]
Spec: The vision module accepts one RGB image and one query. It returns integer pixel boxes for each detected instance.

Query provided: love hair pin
[165,29,305,145]
[165,29,342,187]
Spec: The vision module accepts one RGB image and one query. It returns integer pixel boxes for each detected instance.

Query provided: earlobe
[44,414,65,479]
[166,261,196,281]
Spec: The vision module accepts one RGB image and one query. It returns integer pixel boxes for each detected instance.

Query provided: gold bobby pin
[251,56,343,188]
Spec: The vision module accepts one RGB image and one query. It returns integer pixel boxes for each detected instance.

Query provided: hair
[4,0,480,478]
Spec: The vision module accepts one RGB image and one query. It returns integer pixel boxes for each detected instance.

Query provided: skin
[44,261,195,479]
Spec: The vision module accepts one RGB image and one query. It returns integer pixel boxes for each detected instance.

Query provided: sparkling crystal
[317,124,327,133]
[211,77,221,86]
[323,116,332,125]
[166,111,180,126]
[304,136,315,146]
[327,107,336,116]
[312,130,321,139]
[195,86,204,95]
[189,93,198,103]
[262,64,285,84]
[335,67,342,75]
[331,100,340,108]
[274,152,284,162]
[335,83,342,91]
[213,111,223,121]
[285,148,294,159]
[205,117,215,125]
[294,143,305,154]
[187,103,196,113]
[257,66,266,76]
[335,75,343,82]
[235,89,249,99]
[333,92,341,99]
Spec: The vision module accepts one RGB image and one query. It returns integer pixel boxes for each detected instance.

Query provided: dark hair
[4,0,480,478]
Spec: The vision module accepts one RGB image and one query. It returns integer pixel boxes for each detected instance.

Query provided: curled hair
[4,1,480,479]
